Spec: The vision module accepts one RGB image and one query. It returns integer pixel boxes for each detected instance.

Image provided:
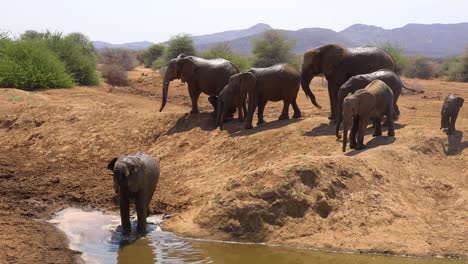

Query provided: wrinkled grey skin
[107,152,160,235]
[159,54,239,115]
[342,80,395,152]
[441,94,464,135]
[230,64,302,129]
[217,84,247,130]
[301,44,395,121]
[336,69,402,139]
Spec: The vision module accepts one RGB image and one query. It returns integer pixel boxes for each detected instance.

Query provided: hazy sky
[2,0,467,43]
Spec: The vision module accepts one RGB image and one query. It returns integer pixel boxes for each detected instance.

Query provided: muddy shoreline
[1,68,467,263]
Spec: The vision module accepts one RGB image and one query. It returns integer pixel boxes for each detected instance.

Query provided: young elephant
[342,80,395,152]
[336,69,402,139]
[217,84,247,130]
[441,94,464,135]
[107,152,160,234]
[230,64,302,129]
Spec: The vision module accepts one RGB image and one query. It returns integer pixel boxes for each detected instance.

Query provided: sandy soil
[0,67,467,263]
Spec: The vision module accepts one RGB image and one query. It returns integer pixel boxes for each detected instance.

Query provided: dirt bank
[0,67,467,263]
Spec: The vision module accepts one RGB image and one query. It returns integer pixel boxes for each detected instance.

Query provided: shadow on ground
[165,112,217,135]
[229,118,303,137]
[345,136,397,156]
[442,131,468,155]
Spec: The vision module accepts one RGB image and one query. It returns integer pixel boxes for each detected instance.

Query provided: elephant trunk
[159,77,170,112]
[301,74,321,109]
[342,127,348,152]
[441,111,449,129]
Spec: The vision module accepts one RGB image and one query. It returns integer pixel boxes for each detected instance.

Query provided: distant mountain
[92,23,468,58]
[92,41,153,50]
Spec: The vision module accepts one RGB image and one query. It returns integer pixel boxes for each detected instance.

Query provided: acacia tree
[165,34,195,60]
[252,30,295,67]
[141,44,165,68]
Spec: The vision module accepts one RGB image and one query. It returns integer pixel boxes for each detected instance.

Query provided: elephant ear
[320,45,346,77]
[107,157,118,172]
[180,58,195,83]
[240,72,256,100]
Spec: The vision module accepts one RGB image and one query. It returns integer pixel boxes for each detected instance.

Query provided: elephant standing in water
[301,44,395,121]
[441,94,464,135]
[342,80,395,152]
[159,54,239,116]
[107,152,160,235]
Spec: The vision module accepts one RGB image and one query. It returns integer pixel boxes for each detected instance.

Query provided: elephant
[342,80,395,152]
[301,44,395,121]
[229,64,302,129]
[107,152,160,234]
[159,54,239,116]
[217,83,247,130]
[335,69,402,139]
[441,94,464,135]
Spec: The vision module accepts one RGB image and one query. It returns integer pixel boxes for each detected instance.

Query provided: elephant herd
[108,44,465,235]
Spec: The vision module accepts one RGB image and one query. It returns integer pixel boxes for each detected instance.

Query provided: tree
[165,34,195,60]
[378,42,410,75]
[252,30,295,67]
[201,42,251,71]
[100,48,136,71]
[447,45,468,82]
[141,44,165,68]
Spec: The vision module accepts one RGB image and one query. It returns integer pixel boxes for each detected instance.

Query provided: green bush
[0,40,74,89]
[165,34,195,61]
[100,48,136,71]
[445,46,468,82]
[252,30,296,67]
[201,42,251,71]
[151,57,167,70]
[378,42,410,75]
[141,44,165,68]
[404,56,436,79]
[42,32,98,85]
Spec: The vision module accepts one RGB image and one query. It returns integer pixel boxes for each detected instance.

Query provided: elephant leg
[327,84,335,120]
[349,117,359,149]
[393,104,400,120]
[208,96,217,112]
[387,111,395,137]
[356,117,368,150]
[135,192,147,234]
[373,119,382,137]
[245,96,258,129]
[237,105,244,121]
[279,100,290,120]
[291,100,301,118]
[119,192,131,235]
[188,87,200,114]
[257,99,267,125]
[449,112,459,134]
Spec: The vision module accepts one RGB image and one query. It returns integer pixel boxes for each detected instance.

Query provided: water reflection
[50,208,467,264]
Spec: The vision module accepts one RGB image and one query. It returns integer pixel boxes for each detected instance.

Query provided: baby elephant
[441,94,464,135]
[107,152,160,234]
[229,64,302,129]
[342,80,395,152]
[336,69,403,139]
[217,84,247,130]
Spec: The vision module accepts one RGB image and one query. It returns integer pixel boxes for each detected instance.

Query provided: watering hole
[49,208,467,264]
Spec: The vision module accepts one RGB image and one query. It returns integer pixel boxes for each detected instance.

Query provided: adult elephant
[159,54,239,114]
[301,44,395,121]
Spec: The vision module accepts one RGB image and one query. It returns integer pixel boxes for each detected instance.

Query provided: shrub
[151,57,167,70]
[0,40,74,89]
[404,56,436,79]
[101,64,128,86]
[201,42,251,71]
[445,46,468,82]
[252,30,296,67]
[378,42,410,75]
[100,48,136,71]
[165,34,195,60]
[141,44,165,68]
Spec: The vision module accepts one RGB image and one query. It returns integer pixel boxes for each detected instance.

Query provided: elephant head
[336,76,368,138]
[342,95,358,152]
[107,156,144,194]
[159,55,196,112]
[217,86,229,130]
[301,44,346,109]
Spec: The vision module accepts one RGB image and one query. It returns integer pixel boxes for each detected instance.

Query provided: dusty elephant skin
[342,80,395,152]
[0,68,467,263]
[441,94,464,135]
[217,83,247,130]
[107,152,160,235]
[335,69,403,139]
[160,54,239,116]
[301,44,395,120]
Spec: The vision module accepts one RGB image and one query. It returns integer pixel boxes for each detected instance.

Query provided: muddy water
[50,208,466,264]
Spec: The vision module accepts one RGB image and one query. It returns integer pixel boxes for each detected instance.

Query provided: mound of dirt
[0,67,467,263]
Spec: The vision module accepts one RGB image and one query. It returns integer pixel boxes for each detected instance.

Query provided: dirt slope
[0,67,467,263]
